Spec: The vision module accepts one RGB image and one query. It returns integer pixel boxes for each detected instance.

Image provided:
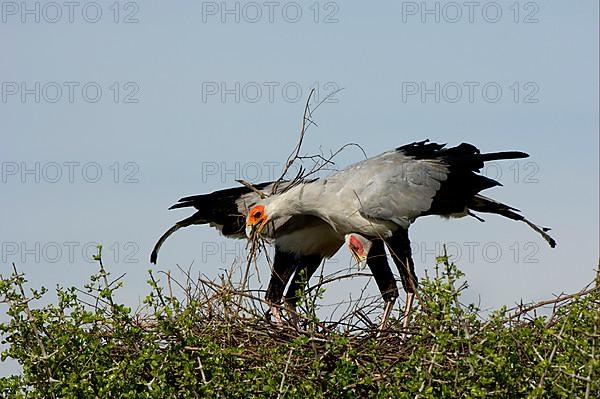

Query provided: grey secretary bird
[150,181,400,325]
[246,140,557,330]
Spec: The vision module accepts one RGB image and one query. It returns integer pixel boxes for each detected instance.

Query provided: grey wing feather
[338,152,449,227]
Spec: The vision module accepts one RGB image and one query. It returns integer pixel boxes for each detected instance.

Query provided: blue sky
[1,1,598,375]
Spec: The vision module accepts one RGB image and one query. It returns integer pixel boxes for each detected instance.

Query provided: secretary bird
[246,140,557,330]
[150,181,399,325]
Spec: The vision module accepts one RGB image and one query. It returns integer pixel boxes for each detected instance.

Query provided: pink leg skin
[401,292,415,338]
[270,305,283,326]
[377,300,396,336]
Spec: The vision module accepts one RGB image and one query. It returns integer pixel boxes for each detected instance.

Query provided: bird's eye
[254,211,262,218]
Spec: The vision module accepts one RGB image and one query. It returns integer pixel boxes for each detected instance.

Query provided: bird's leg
[365,239,400,336]
[385,229,417,338]
[283,256,322,329]
[270,304,284,326]
[377,299,396,336]
[265,250,297,326]
[401,292,415,336]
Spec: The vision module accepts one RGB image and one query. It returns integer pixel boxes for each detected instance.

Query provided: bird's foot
[268,305,284,327]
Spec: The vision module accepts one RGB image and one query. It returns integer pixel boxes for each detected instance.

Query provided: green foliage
[1,249,598,398]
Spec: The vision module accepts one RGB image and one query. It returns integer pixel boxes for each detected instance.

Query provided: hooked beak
[345,234,371,267]
[349,247,367,263]
[246,218,268,238]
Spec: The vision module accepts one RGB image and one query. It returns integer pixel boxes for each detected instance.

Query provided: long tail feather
[150,214,202,264]
[469,195,556,248]
[480,151,529,162]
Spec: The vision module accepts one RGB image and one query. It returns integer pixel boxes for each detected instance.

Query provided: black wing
[150,181,273,264]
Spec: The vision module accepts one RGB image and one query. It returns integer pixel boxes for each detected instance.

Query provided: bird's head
[246,204,272,237]
[345,233,372,263]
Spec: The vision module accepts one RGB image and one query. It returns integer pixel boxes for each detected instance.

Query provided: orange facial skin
[247,205,268,234]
